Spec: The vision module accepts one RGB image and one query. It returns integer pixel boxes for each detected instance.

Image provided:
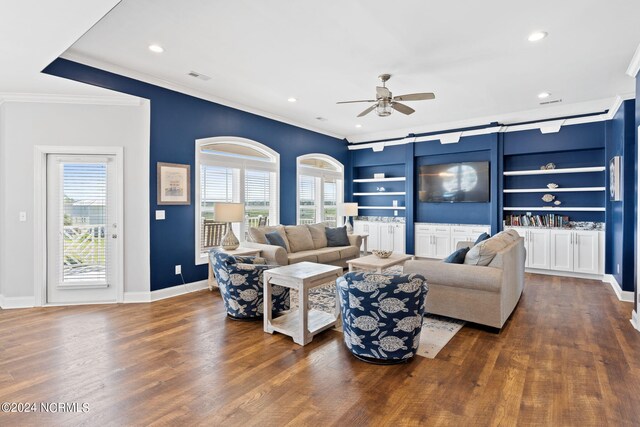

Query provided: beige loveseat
[404,230,526,329]
[244,223,362,267]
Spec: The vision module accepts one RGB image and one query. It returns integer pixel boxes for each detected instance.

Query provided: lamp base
[345,217,353,234]
[220,223,240,250]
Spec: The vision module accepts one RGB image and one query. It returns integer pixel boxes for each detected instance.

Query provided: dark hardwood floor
[1,273,639,426]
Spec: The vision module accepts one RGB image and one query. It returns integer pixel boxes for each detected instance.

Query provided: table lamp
[214,202,244,250]
[342,202,358,234]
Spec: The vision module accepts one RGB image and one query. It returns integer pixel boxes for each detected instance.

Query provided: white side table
[208,247,262,290]
[263,262,343,346]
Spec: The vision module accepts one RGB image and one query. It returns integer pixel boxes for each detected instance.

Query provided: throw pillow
[307,223,328,249]
[464,235,509,266]
[443,247,470,264]
[284,225,315,253]
[265,231,288,250]
[474,232,490,245]
[325,226,350,247]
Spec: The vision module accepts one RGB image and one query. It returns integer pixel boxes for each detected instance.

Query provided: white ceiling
[18,1,640,141]
[0,0,130,98]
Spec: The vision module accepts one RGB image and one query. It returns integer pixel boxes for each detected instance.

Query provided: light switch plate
[156,210,165,220]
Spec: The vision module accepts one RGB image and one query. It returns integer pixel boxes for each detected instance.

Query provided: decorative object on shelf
[214,202,244,250]
[392,200,398,207]
[554,200,562,206]
[545,162,556,170]
[376,186,386,192]
[157,162,191,205]
[372,249,392,259]
[541,194,555,203]
[547,183,559,189]
[340,202,359,234]
[373,173,386,179]
[609,156,622,201]
[540,166,546,170]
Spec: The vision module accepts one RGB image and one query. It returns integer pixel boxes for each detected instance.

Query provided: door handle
[112,234,118,239]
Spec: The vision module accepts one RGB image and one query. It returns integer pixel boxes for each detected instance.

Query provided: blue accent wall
[44,58,348,291]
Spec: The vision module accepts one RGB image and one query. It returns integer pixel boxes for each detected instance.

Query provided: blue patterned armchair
[337,271,428,364]
[210,251,290,320]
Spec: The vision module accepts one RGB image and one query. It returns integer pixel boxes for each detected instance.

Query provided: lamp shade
[214,202,244,222]
[342,202,359,216]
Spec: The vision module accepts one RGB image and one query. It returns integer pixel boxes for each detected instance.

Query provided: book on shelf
[503,213,570,228]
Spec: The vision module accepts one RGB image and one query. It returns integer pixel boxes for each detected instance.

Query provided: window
[297,154,344,227]
[195,138,279,264]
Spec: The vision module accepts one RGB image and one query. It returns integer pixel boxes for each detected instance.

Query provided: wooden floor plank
[0,273,639,426]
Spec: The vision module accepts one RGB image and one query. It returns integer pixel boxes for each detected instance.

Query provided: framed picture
[157,162,191,205]
[609,156,621,201]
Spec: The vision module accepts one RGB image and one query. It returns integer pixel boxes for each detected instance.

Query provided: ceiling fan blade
[393,92,435,102]
[336,99,377,104]
[357,104,377,117]
[391,102,415,115]
[376,86,391,98]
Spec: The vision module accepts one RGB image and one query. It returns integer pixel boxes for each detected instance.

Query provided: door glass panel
[60,162,108,283]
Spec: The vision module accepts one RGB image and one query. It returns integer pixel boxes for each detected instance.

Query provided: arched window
[297,154,344,227]
[195,137,279,264]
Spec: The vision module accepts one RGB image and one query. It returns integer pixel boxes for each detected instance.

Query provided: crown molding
[626,43,640,77]
[60,51,345,140]
[347,95,633,151]
[0,92,142,106]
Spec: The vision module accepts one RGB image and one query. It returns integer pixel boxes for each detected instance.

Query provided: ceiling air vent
[187,71,211,81]
[540,98,562,105]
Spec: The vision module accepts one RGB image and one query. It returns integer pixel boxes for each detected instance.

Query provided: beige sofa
[244,223,362,267]
[404,230,526,329]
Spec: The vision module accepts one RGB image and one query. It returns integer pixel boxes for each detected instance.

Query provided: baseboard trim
[0,295,36,309]
[603,274,635,302]
[525,268,603,281]
[124,280,209,304]
[631,310,640,332]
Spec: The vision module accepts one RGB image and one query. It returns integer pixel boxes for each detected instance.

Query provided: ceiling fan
[337,74,435,117]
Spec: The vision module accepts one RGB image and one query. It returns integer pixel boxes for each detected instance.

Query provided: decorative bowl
[547,183,559,189]
[372,249,392,259]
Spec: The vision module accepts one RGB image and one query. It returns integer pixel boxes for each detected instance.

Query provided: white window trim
[296,153,344,226]
[195,137,280,265]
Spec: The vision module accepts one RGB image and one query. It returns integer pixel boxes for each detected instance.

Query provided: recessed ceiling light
[148,44,164,53]
[538,92,551,99]
[528,31,548,42]
[287,97,297,103]
[355,124,362,128]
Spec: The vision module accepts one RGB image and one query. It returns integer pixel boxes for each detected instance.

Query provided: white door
[366,222,380,251]
[392,223,405,254]
[550,230,573,272]
[573,231,600,274]
[415,232,431,257]
[378,224,394,252]
[527,229,550,270]
[432,233,451,259]
[46,155,120,304]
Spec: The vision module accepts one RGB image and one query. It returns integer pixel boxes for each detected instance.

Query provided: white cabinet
[414,223,489,259]
[354,221,405,254]
[573,230,601,275]
[550,230,573,271]
[507,227,603,276]
[527,229,550,270]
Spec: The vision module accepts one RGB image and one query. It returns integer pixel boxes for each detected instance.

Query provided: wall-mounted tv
[418,161,490,203]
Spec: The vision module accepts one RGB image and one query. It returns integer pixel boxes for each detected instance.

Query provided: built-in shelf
[358,206,406,210]
[353,177,406,183]
[503,166,605,176]
[503,207,605,212]
[353,192,406,196]
[503,187,606,193]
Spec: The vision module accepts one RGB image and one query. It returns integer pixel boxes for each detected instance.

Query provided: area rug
[290,267,465,359]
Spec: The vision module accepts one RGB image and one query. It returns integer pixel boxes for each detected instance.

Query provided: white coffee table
[263,262,343,346]
[208,247,262,290]
[347,253,413,273]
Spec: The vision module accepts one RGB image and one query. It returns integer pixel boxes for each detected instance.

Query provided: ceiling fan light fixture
[376,100,392,117]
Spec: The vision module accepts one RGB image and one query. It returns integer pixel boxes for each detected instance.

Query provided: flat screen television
[418,161,490,203]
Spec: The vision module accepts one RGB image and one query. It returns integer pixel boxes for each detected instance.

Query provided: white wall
[0,99,150,301]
